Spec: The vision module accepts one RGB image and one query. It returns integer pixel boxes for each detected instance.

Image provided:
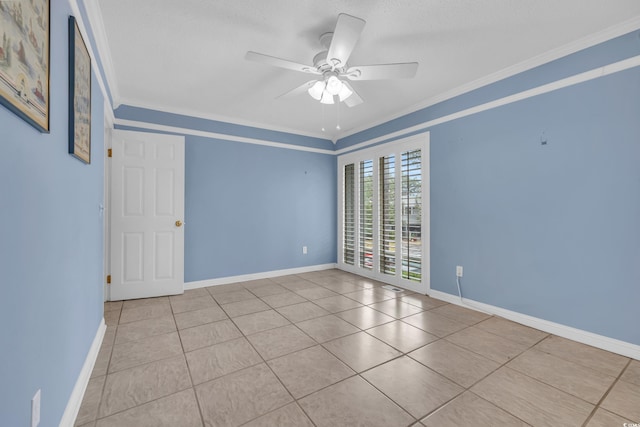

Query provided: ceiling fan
[245,13,419,107]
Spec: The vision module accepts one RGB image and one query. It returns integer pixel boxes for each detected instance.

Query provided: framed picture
[68,15,91,164]
[0,0,50,132]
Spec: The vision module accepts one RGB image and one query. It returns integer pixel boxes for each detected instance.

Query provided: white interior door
[110,129,185,300]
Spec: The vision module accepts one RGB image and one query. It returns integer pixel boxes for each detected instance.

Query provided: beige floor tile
[430,304,491,325]
[104,310,120,326]
[294,286,339,300]
[119,303,173,324]
[296,315,360,343]
[369,299,424,319]
[445,326,529,364]
[279,279,318,291]
[195,363,293,427]
[99,355,191,418]
[335,306,396,329]
[318,281,363,294]
[534,335,629,377]
[476,317,548,346]
[122,297,169,310]
[241,278,277,289]
[114,315,176,345]
[268,345,355,398]
[173,306,227,330]
[168,288,209,303]
[471,367,594,427]
[102,326,116,347]
[323,332,402,372]
[232,309,290,335]
[409,339,500,387]
[259,291,307,308]
[402,310,468,337]
[621,359,640,386]
[276,301,330,322]
[270,274,304,284]
[362,356,463,418]
[343,289,394,305]
[104,301,123,312]
[205,283,246,295]
[601,377,640,421]
[91,344,112,378]
[109,331,183,373]
[186,337,262,385]
[245,324,316,360]
[170,295,217,314]
[212,289,256,305]
[242,403,314,427]
[586,408,637,426]
[249,283,289,297]
[313,295,364,313]
[221,298,270,317]
[179,319,242,352]
[95,389,202,427]
[507,348,616,403]
[400,294,448,310]
[75,376,106,426]
[299,376,414,427]
[421,391,527,427]
[367,320,438,353]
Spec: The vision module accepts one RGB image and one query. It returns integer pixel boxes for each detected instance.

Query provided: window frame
[337,133,430,294]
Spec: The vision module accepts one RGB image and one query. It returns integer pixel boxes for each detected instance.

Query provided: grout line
[581,358,633,427]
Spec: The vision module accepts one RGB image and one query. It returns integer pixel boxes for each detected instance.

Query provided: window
[338,134,429,293]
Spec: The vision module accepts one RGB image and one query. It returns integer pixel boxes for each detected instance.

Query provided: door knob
[175,220,183,227]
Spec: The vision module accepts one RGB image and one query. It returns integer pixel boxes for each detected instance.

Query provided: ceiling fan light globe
[326,75,342,96]
[338,83,353,102]
[308,80,325,100]
[320,90,334,104]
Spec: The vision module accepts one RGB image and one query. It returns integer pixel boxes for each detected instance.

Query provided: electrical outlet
[31,389,40,427]
[302,246,307,255]
[456,266,463,277]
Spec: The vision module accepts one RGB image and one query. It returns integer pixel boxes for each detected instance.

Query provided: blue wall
[339,31,640,345]
[184,137,337,281]
[0,2,105,426]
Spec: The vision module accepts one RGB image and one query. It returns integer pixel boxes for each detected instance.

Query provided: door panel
[110,129,185,300]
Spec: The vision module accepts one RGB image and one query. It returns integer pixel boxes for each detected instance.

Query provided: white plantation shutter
[401,149,422,282]
[343,163,355,265]
[379,155,395,276]
[359,160,373,270]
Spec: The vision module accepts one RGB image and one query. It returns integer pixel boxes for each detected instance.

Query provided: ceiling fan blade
[277,80,318,99]
[343,82,363,107]
[345,62,419,80]
[326,14,366,68]
[245,51,320,75]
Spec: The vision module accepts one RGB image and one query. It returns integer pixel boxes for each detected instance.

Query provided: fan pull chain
[336,100,341,130]
[321,104,326,132]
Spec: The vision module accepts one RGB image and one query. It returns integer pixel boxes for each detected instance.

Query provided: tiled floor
[79,269,640,426]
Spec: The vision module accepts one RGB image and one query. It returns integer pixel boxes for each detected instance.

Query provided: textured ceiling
[95,0,640,141]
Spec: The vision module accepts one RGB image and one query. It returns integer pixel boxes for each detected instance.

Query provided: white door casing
[110,129,185,300]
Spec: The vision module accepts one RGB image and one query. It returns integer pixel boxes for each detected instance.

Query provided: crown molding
[116,98,333,142]
[114,118,335,155]
[338,15,640,142]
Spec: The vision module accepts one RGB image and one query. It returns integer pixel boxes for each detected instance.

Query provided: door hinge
[107,148,112,158]
[106,275,111,284]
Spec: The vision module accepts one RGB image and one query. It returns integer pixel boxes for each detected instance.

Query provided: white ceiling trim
[336,54,640,155]
[338,15,640,141]
[116,97,332,142]
[80,0,121,108]
[114,118,335,155]
[67,0,115,126]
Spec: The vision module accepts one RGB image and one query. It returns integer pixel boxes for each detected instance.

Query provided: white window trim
[337,133,430,294]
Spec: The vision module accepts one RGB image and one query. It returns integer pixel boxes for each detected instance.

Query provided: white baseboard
[429,290,640,360]
[59,319,106,427]
[185,263,338,290]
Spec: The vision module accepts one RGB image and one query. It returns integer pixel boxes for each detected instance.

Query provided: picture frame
[68,15,91,164]
[0,0,50,133]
